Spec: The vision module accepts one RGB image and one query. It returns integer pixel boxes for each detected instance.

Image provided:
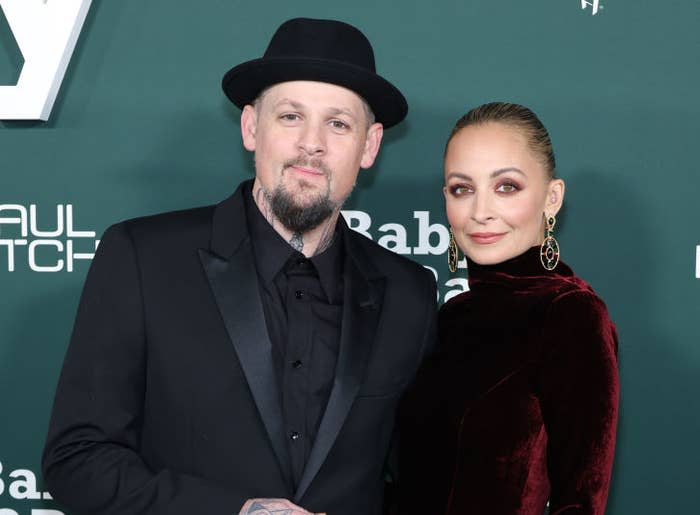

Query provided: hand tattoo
[247,501,292,514]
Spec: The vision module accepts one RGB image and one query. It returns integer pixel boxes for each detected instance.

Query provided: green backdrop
[1,1,698,513]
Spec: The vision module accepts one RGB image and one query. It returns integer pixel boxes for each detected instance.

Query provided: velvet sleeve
[536,290,619,515]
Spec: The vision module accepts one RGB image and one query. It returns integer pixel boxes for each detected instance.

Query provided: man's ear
[545,178,565,217]
[360,122,384,169]
[241,105,257,152]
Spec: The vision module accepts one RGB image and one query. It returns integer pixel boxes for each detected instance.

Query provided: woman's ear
[545,178,565,216]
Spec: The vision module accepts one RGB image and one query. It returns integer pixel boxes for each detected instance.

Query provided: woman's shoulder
[544,278,619,357]
[438,289,476,326]
[547,269,610,319]
[441,289,471,310]
[526,258,610,311]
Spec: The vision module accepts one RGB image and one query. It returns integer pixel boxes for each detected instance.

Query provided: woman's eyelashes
[448,183,474,197]
[447,180,523,197]
[495,180,522,194]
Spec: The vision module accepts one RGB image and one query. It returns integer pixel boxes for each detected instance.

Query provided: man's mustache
[283,156,332,177]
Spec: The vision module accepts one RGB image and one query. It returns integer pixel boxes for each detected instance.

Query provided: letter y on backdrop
[0,0,92,121]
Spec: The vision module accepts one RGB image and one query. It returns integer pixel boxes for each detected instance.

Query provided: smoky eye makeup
[495,180,523,193]
[447,182,474,196]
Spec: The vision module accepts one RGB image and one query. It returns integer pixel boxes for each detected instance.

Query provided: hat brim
[222,57,408,128]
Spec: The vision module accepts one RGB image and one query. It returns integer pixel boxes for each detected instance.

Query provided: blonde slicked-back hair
[445,102,557,179]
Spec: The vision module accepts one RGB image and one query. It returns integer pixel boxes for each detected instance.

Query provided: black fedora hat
[222,18,408,128]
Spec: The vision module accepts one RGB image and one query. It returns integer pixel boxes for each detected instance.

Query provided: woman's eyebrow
[491,167,525,178]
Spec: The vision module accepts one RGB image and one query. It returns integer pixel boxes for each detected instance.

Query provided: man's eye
[280,113,301,121]
[330,120,349,130]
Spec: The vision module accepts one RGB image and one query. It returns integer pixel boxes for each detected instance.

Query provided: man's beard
[268,158,345,234]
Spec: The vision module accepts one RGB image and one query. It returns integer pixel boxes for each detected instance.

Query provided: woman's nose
[470,192,495,223]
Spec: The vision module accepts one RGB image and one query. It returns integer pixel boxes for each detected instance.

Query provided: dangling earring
[448,229,459,273]
[540,214,560,271]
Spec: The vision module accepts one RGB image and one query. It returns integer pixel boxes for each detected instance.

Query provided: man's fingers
[239,498,318,514]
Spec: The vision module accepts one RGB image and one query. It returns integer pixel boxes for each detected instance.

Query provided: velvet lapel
[198,183,292,488]
[294,227,386,502]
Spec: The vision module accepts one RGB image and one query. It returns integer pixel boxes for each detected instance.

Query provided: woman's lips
[469,232,506,244]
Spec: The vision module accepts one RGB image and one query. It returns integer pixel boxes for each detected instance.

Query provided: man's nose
[297,122,326,156]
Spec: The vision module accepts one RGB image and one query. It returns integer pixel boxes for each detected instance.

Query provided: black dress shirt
[244,186,344,488]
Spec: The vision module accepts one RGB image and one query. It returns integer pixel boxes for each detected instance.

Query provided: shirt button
[290,431,301,441]
[295,290,304,299]
[292,360,303,369]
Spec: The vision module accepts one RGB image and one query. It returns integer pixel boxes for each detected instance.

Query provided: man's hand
[239,498,326,515]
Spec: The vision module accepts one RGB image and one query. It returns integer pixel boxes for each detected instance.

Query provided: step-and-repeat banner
[1,1,698,513]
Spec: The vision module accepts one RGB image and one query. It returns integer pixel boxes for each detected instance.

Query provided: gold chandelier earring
[448,229,459,273]
[540,214,560,271]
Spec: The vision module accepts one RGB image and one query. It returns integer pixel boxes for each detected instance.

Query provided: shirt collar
[244,182,344,301]
[245,183,295,285]
[309,228,343,303]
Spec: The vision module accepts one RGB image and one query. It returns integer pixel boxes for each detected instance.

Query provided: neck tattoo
[314,219,336,256]
[254,186,277,229]
[289,232,304,252]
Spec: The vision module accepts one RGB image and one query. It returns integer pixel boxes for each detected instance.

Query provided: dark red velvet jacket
[397,247,619,515]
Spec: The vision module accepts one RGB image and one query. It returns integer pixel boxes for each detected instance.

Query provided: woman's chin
[463,243,531,266]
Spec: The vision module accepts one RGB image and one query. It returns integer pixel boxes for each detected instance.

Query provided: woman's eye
[449,184,473,196]
[496,182,519,193]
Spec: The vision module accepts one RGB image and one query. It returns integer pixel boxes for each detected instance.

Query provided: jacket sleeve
[536,290,620,515]
[382,265,439,515]
[42,222,243,515]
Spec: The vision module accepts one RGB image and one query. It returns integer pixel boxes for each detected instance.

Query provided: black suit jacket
[43,181,437,515]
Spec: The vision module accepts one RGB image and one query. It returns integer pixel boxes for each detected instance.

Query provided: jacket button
[292,360,303,369]
[295,290,304,299]
[290,431,301,441]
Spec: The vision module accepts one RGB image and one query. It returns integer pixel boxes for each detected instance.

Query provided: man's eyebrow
[445,167,526,181]
[272,98,304,109]
[271,100,358,119]
[327,107,357,119]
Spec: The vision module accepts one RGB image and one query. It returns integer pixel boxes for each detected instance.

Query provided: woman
[398,103,619,515]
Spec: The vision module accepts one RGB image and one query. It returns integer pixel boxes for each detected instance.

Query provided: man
[42,18,436,515]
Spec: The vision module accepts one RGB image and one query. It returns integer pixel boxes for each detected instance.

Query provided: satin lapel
[294,254,386,502]
[198,240,292,487]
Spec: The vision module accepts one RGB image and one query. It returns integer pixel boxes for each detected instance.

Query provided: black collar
[208,179,383,284]
[243,181,343,302]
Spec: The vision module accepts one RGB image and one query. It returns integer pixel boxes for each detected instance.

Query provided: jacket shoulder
[104,204,217,250]
[120,204,215,233]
